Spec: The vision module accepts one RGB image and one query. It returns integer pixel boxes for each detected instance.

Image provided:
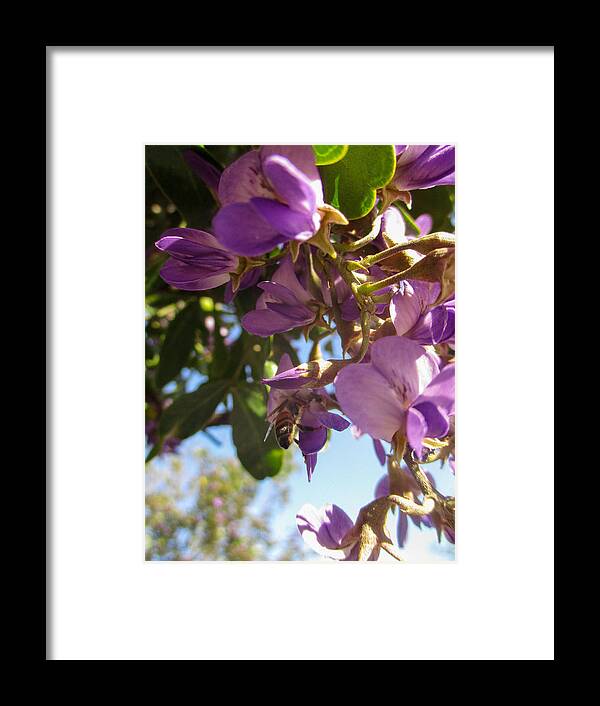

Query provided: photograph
[49,46,553,660]
[145,144,456,561]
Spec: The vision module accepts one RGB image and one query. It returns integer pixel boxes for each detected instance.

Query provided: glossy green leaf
[312,145,349,166]
[159,379,230,440]
[231,384,283,480]
[145,146,214,228]
[156,302,201,388]
[320,145,396,220]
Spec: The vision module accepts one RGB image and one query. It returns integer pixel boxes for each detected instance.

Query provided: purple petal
[412,401,449,440]
[393,145,455,191]
[373,438,387,466]
[312,409,351,432]
[250,197,316,239]
[304,453,318,482]
[370,336,440,407]
[415,214,433,235]
[156,228,232,256]
[269,256,313,305]
[296,503,355,557]
[260,146,323,204]
[262,363,314,390]
[298,426,328,455]
[410,304,454,345]
[335,363,406,443]
[213,202,285,257]
[261,155,317,215]
[217,149,274,206]
[241,308,308,337]
[257,281,301,306]
[159,259,231,291]
[265,301,314,323]
[412,364,455,417]
[397,511,409,548]
[406,406,428,457]
[390,282,424,336]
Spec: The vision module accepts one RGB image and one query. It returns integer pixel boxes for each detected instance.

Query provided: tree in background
[146,446,308,561]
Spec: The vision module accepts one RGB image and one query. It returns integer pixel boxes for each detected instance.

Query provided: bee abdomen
[275,420,294,449]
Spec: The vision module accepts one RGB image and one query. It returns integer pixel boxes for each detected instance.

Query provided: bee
[264,398,303,449]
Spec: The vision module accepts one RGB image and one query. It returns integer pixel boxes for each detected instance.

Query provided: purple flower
[241,256,317,337]
[390,281,455,346]
[296,503,372,561]
[266,354,350,480]
[335,337,455,457]
[155,228,239,291]
[213,146,323,257]
[392,145,455,191]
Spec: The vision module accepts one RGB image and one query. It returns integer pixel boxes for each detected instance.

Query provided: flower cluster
[154,144,455,561]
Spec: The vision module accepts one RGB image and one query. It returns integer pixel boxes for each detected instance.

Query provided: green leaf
[156,302,202,388]
[312,145,349,166]
[320,145,396,220]
[159,379,230,440]
[231,384,283,479]
[145,146,214,228]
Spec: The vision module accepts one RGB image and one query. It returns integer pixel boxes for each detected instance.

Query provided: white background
[48,48,554,660]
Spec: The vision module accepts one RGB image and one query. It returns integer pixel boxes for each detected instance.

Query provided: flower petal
[159,259,231,291]
[260,145,323,204]
[250,197,316,239]
[213,202,284,256]
[413,364,455,417]
[296,503,355,558]
[412,400,450,440]
[304,453,318,482]
[406,406,428,457]
[298,426,328,455]
[312,408,351,432]
[270,256,313,306]
[261,156,317,215]
[390,282,423,336]
[335,363,406,442]
[241,308,303,336]
[373,439,387,466]
[265,301,314,324]
[370,336,440,406]
[217,149,273,206]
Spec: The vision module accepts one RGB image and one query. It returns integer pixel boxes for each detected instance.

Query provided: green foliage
[411,185,455,233]
[146,145,214,229]
[312,145,348,165]
[320,145,396,219]
[156,301,202,388]
[159,379,230,440]
[231,383,284,479]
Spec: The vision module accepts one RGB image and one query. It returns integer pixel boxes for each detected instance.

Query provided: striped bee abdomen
[275,412,297,450]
